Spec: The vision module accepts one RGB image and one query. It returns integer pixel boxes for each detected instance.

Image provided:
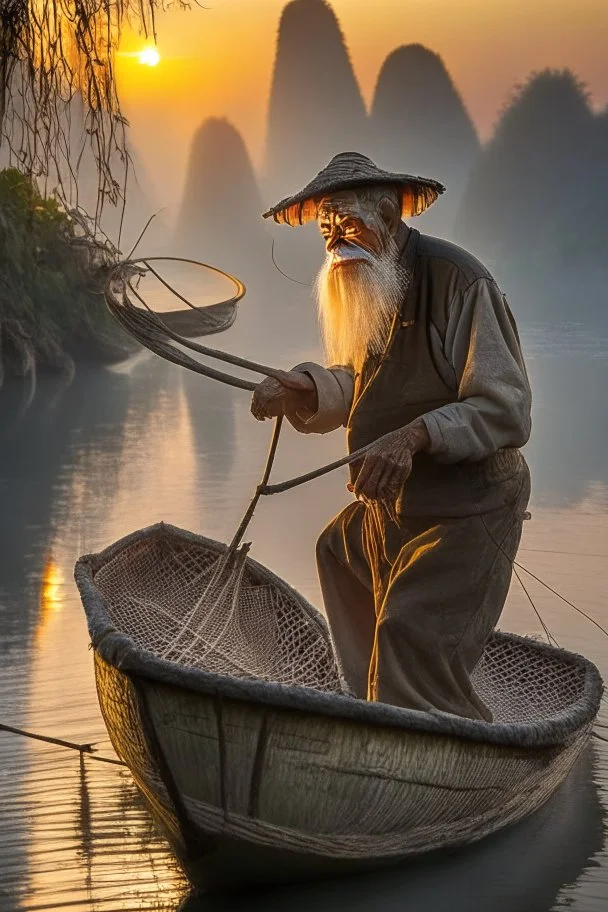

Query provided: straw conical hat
[262,152,445,226]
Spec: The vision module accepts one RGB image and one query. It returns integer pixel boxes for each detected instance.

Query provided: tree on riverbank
[0,168,135,386]
[370,45,480,237]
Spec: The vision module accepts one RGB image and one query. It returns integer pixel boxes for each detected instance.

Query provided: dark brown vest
[347,227,525,518]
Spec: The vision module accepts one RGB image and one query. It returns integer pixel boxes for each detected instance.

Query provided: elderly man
[252,152,531,721]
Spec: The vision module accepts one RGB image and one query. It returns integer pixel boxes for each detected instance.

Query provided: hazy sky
[116,0,608,211]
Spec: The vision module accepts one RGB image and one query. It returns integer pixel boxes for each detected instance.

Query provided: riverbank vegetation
[0,168,135,385]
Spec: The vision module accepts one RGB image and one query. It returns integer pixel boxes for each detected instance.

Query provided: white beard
[314,243,404,372]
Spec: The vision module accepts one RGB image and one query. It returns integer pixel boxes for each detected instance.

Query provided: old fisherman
[251,152,532,721]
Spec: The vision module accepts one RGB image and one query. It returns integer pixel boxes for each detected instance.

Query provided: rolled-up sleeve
[285,362,354,434]
[421,278,532,462]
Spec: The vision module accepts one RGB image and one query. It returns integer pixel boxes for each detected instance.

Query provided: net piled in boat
[472,636,586,724]
[93,529,344,693]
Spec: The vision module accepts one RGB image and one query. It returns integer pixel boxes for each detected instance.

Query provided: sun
[139,47,160,67]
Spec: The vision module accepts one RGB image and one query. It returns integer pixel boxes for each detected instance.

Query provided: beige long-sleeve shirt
[287,273,531,464]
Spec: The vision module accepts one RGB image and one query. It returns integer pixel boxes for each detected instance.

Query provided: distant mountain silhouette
[264,0,368,201]
[174,117,266,280]
[585,106,608,258]
[457,69,593,266]
[370,44,480,238]
[456,69,604,322]
[263,0,370,285]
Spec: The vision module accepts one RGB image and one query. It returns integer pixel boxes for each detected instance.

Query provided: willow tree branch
[0,0,192,231]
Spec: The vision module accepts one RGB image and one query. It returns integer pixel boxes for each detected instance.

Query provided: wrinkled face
[317,189,401,268]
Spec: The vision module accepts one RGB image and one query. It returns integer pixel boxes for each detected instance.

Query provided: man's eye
[344,224,358,235]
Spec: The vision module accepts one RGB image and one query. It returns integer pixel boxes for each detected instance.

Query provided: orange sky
[116,0,608,212]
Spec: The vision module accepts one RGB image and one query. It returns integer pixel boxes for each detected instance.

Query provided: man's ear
[379,196,401,235]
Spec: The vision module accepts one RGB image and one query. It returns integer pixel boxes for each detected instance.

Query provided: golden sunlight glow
[139,47,160,67]
[37,557,64,641]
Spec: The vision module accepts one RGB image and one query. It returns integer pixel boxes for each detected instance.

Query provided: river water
[1,306,607,911]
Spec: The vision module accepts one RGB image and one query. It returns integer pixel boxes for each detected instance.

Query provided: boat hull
[76,523,602,889]
[94,651,591,888]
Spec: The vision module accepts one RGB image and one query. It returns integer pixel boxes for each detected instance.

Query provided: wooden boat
[75,522,603,890]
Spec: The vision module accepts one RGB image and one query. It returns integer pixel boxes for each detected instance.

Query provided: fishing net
[471,636,586,724]
[93,529,344,693]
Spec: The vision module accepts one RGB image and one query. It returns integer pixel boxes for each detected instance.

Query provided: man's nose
[325,226,342,251]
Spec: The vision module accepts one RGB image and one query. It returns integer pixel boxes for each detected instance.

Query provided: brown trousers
[316,462,531,720]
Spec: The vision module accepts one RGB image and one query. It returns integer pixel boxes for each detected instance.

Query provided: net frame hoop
[105,256,295,390]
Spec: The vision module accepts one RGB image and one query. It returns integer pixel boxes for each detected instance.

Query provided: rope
[260,439,377,495]
[454,465,608,650]
[514,561,608,639]
[444,465,608,742]
[165,417,287,665]
[133,259,286,378]
[106,257,305,388]
[228,416,284,554]
[0,723,125,766]
[455,465,608,738]
[270,238,312,287]
[105,261,258,392]
[513,556,608,737]
[121,279,258,392]
[513,567,559,648]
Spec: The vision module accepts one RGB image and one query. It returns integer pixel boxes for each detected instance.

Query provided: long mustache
[328,241,376,266]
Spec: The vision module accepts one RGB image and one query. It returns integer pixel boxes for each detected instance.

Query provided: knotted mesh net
[93,529,344,693]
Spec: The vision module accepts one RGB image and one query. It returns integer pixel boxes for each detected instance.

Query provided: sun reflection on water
[36,556,63,642]
[15,367,194,909]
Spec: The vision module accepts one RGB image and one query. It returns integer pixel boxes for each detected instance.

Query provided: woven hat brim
[263,173,445,226]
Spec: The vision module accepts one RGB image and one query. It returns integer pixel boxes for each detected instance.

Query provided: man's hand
[349,420,431,505]
[251,370,318,421]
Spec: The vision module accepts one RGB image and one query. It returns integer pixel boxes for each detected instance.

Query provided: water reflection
[0,361,188,912]
[179,748,604,912]
[36,557,64,643]
[182,372,236,485]
[522,325,608,508]
[14,741,186,911]
[0,325,606,910]
[0,365,135,641]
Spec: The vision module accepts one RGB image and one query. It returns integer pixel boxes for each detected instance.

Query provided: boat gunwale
[74,521,603,752]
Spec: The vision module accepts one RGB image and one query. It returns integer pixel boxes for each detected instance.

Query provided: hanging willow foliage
[0,0,191,227]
